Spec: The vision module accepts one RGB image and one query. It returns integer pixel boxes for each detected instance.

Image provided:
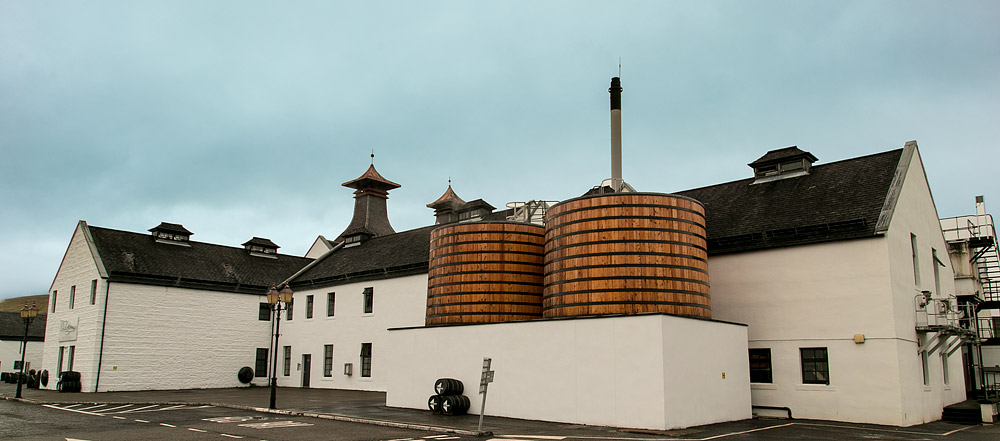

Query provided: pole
[269,303,282,409]
[15,317,30,398]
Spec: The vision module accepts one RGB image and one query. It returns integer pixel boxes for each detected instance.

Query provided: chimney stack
[976,195,986,216]
[609,77,623,192]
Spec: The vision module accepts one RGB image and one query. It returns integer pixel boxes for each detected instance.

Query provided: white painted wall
[384,314,751,430]
[0,340,43,374]
[277,273,427,391]
[885,146,965,424]
[41,222,107,391]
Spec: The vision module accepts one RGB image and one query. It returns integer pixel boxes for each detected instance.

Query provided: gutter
[94,280,111,392]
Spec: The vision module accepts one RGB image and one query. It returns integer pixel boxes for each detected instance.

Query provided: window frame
[324,344,334,377]
[69,285,75,309]
[748,348,773,383]
[306,295,314,319]
[800,347,829,385]
[67,345,75,372]
[259,303,271,321]
[360,343,372,377]
[90,279,98,305]
[363,287,374,314]
[52,290,57,313]
[286,298,293,321]
[911,234,920,285]
[327,292,336,317]
[255,348,269,377]
[283,346,291,377]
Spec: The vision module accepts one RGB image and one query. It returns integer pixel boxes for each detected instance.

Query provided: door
[301,354,311,388]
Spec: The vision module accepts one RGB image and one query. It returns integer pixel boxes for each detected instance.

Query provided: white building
[1,310,46,376]
[38,139,973,427]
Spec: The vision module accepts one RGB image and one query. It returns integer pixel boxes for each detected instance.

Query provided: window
[255,348,268,377]
[363,287,374,314]
[90,279,97,305]
[57,347,65,375]
[67,346,75,372]
[921,350,929,386]
[932,248,941,295]
[69,286,75,309]
[283,346,291,377]
[942,353,949,385]
[286,299,293,321]
[800,347,829,384]
[749,348,772,383]
[911,234,920,285]
[324,344,334,377]
[360,343,372,377]
[52,290,58,312]
[306,295,314,319]
[327,292,336,317]
[259,303,271,321]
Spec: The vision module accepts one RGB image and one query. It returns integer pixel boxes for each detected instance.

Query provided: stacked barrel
[425,222,546,325]
[542,193,710,319]
[425,193,710,324]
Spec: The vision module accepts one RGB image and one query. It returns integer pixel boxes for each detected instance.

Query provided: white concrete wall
[384,314,751,430]
[96,283,272,391]
[0,340,43,374]
[40,223,107,391]
[278,274,427,391]
[885,146,966,424]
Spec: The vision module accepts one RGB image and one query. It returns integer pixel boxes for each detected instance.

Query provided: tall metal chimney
[609,77,623,192]
[976,195,986,216]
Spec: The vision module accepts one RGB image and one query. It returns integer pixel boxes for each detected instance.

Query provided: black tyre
[0,372,8,382]
[237,366,254,384]
[61,380,81,392]
[428,395,443,414]
[434,378,464,395]
[40,370,49,387]
[60,371,81,382]
[441,394,470,416]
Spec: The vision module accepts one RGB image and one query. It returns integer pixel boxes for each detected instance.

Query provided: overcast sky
[1,1,998,300]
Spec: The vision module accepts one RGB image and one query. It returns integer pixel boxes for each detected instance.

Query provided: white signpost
[478,357,494,434]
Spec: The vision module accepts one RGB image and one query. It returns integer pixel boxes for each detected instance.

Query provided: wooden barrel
[426,222,545,325]
[543,193,711,319]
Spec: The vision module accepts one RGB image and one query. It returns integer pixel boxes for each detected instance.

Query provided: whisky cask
[543,193,711,318]
[426,222,545,325]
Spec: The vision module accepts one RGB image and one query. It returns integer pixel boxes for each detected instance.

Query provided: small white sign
[59,319,79,342]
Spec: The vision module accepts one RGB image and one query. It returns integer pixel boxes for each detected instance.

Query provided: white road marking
[112,416,126,420]
[116,404,158,413]
[188,428,207,433]
[204,416,261,423]
[239,420,313,429]
[160,423,176,428]
[62,404,82,408]
[98,404,133,413]
[134,404,187,413]
[76,404,108,411]
[134,419,149,423]
[42,405,105,417]
[220,434,243,439]
[942,425,975,436]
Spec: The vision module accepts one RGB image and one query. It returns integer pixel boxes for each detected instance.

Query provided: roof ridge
[87,225,311,261]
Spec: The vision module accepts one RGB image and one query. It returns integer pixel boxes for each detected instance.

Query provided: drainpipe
[94,280,111,392]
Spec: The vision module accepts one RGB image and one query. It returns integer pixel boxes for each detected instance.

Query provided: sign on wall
[59,318,79,342]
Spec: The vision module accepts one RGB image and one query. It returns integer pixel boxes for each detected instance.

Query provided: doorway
[301,354,311,388]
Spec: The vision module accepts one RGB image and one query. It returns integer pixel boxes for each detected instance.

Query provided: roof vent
[149,222,192,246]
[749,146,818,184]
[242,237,279,258]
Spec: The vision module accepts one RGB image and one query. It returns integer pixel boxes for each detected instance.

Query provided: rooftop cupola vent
[242,237,279,258]
[334,161,400,244]
[427,184,466,225]
[149,222,192,246]
[749,146,818,184]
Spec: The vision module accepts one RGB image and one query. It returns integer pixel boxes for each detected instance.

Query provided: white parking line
[116,404,159,413]
[188,428,207,433]
[76,404,108,411]
[112,416,126,420]
[134,419,149,423]
[220,434,243,439]
[160,423,176,428]
[41,404,105,417]
[134,404,187,413]
[98,404,134,413]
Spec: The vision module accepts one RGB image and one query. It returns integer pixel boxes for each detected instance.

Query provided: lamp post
[266,284,293,409]
[15,301,39,399]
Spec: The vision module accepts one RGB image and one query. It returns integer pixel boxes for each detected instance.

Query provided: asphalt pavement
[3,382,999,440]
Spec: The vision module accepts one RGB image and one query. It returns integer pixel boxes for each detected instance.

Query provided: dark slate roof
[290,225,436,289]
[748,146,818,167]
[676,149,903,255]
[148,222,192,235]
[0,312,46,341]
[88,225,312,294]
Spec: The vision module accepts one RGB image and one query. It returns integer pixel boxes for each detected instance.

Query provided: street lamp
[266,284,293,409]
[15,301,39,399]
